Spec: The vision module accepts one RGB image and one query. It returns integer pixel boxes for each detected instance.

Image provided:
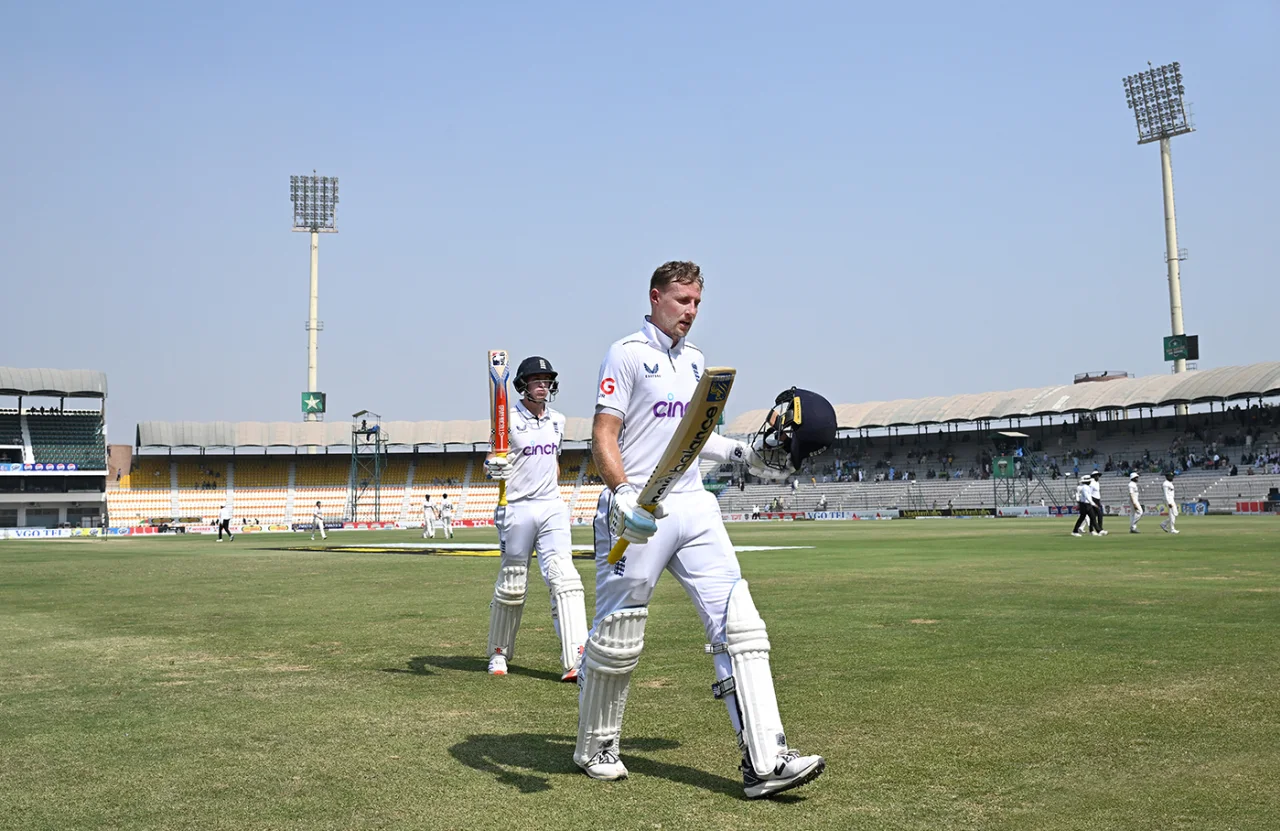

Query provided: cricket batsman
[575,260,833,799]
[483,356,589,681]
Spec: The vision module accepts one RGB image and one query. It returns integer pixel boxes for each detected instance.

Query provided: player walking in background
[483,356,587,681]
[1090,470,1107,535]
[1128,472,1143,533]
[216,503,234,542]
[1072,475,1093,537]
[575,260,828,799]
[310,500,327,541]
[421,494,436,539]
[439,493,454,539]
[1160,473,1181,534]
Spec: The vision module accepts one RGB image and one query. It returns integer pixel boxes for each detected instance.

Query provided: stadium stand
[28,412,106,469]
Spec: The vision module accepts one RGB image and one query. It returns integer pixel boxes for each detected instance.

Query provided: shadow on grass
[382,655,564,683]
[449,732,768,800]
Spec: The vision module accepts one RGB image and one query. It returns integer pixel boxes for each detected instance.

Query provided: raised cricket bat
[488,350,511,508]
[607,367,736,564]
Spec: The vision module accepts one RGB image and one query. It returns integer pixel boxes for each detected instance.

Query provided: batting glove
[609,484,660,544]
[738,437,793,482]
[484,456,511,481]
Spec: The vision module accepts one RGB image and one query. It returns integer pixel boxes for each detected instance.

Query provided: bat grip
[605,501,656,564]
[496,452,508,508]
[606,538,629,565]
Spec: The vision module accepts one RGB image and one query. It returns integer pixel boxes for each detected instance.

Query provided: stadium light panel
[290,172,340,233]
[1123,61,1193,145]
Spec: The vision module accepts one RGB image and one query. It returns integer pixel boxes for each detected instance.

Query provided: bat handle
[496,452,508,508]
[606,538,630,565]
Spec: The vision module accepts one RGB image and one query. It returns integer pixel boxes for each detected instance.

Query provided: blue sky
[3,1,1276,442]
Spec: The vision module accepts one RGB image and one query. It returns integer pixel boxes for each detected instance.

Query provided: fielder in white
[1128,472,1143,533]
[576,260,827,799]
[1160,473,1181,533]
[439,494,455,539]
[483,356,588,681]
[421,494,436,539]
[310,500,327,541]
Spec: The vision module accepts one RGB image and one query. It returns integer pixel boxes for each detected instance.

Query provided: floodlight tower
[290,172,339,422]
[1123,63,1194,383]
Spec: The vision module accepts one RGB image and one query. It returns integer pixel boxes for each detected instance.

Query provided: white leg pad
[718,580,789,777]
[546,557,588,672]
[574,607,648,769]
[487,565,527,660]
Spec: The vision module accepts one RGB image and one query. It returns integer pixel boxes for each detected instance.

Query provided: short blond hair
[649,261,703,292]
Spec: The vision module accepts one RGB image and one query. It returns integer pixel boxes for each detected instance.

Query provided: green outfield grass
[2,517,1278,830]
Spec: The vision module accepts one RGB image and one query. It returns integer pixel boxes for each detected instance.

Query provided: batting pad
[723,580,789,776]
[574,607,648,768]
[487,565,528,659]
[547,561,588,673]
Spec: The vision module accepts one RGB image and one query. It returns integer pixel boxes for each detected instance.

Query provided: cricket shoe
[1071,532,1082,537]
[1090,531,1101,536]
[1099,530,1108,536]
[1130,529,1140,534]
[562,645,585,683]
[578,739,628,781]
[488,654,508,676]
[1171,529,1180,534]
[742,749,826,799]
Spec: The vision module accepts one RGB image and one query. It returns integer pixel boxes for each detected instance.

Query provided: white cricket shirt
[504,400,565,502]
[1076,484,1089,503]
[440,498,454,518]
[423,500,435,519]
[1089,480,1101,502]
[219,505,232,521]
[1163,480,1176,504]
[1128,481,1140,505]
[596,317,708,495]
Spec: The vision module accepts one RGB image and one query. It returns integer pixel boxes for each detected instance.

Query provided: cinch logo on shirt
[521,443,558,456]
[652,400,688,418]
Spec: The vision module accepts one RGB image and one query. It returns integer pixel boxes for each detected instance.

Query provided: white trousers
[441,517,453,537]
[496,498,575,628]
[1131,502,1143,530]
[423,513,435,537]
[592,487,745,731]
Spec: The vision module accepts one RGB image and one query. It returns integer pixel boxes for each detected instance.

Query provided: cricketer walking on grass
[483,356,589,682]
[575,260,831,799]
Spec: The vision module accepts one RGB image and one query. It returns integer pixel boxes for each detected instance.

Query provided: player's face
[524,374,554,403]
[650,281,701,340]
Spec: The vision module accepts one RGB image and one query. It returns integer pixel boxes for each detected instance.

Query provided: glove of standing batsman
[609,483,666,544]
[731,437,795,482]
[484,456,511,481]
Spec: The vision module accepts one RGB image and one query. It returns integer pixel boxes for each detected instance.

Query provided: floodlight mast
[1123,63,1193,391]
[290,172,339,422]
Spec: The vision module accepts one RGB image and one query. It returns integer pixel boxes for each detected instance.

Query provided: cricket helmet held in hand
[751,387,837,473]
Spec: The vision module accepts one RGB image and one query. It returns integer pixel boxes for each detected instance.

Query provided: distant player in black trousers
[1071,475,1095,537]
[1090,470,1106,535]
[217,503,234,542]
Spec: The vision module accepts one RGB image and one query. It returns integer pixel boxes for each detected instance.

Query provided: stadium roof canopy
[0,367,108,398]
[725,361,1280,434]
[136,417,594,449]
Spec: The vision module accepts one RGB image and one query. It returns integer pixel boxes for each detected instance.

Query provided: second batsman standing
[484,357,588,681]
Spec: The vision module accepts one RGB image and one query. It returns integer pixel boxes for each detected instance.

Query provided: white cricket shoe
[1090,531,1101,537]
[742,750,826,799]
[578,739,628,781]
[1099,530,1108,536]
[1071,532,1082,537]
[487,654,508,676]
[1171,528,1180,534]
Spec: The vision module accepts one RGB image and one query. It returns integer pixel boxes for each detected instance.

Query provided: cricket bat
[606,367,736,564]
[488,350,511,508]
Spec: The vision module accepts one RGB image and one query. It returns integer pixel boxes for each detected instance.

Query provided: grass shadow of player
[382,655,564,684]
[449,732,762,800]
